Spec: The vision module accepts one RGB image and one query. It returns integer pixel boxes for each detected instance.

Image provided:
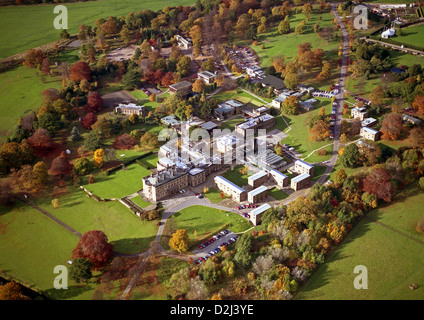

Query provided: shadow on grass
[43,284,94,300]
[111,236,156,255]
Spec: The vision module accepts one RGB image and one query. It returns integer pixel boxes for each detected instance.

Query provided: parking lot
[192,230,238,264]
[224,46,260,73]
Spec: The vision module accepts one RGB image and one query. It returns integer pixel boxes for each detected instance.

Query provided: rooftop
[250,203,271,216]
[237,114,274,130]
[198,71,216,78]
[248,185,268,197]
[291,173,310,183]
[260,75,286,91]
[248,170,268,182]
[361,126,379,135]
[214,175,245,194]
[116,103,145,110]
[200,121,218,130]
[295,160,314,170]
[270,169,288,181]
[169,80,192,91]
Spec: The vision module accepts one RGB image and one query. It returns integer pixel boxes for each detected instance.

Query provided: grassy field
[268,187,289,201]
[280,98,333,158]
[0,0,197,59]
[222,165,250,187]
[296,182,424,300]
[204,187,227,203]
[390,23,424,49]
[172,205,252,247]
[0,65,62,136]
[0,201,82,297]
[250,11,339,67]
[212,89,266,106]
[83,163,152,199]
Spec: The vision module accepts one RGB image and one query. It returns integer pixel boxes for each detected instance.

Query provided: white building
[250,203,271,226]
[360,127,380,141]
[198,71,216,84]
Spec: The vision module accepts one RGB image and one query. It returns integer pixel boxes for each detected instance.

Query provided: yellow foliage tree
[93,148,104,169]
[169,229,190,253]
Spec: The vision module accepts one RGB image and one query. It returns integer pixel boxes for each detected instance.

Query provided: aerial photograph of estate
[0,0,423,305]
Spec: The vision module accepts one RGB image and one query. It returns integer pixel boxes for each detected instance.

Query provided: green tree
[281,95,300,115]
[278,19,290,35]
[69,258,93,283]
[340,143,360,168]
[121,68,142,90]
[234,233,253,268]
[284,72,298,90]
[73,157,93,176]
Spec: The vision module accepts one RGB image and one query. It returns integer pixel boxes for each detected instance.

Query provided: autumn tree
[86,91,103,113]
[316,61,332,81]
[380,113,403,141]
[309,120,330,141]
[72,230,114,269]
[139,132,160,150]
[69,61,92,82]
[113,133,136,149]
[49,152,73,177]
[334,168,347,186]
[408,127,424,148]
[93,149,104,169]
[27,128,55,155]
[412,95,424,115]
[281,95,300,115]
[81,113,97,130]
[192,79,206,94]
[169,229,190,253]
[0,282,27,300]
[362,168,395,202]
[277,16,290,35]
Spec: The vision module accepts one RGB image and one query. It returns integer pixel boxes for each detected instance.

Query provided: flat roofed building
[248,185,268,204]
[200,121,218,132]
[270,169,289,188]
[169,80,192,95]
[115,103,147,116]
[235,114,275,137]
[360,127,380,141]
[402,114,422,125]
[248,170,268,188]
[351,106,368,121]
[250,203,271,226]
[260,75,286,93]
[161,115,181,127]
[214,175,247,203]
[216,134,238,155]
[198,71,216,84]
[361,117,378,127]
[271,95,286,109]
[291,173,311,191]
[294,160,314,176]
[175,35,192,49]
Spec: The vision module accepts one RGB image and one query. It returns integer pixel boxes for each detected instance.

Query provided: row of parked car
[194,235,238,265]
[197,229,230,249]
[312,90,335,98]
[354,96,371,105]
[235,203,257,210]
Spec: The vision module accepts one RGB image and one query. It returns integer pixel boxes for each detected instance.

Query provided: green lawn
[280,98,333,158]
[268,188,289,201]
[387,23,424,50]
[131,195,152,209]
[312,165,327,181]
[84,163,152,199]
[212,89,266,106]
[222,165,250,187]
[0,65,62,136]
[0,202,81,297]
[0,0,197,59]
[172,205,252,247]
[33,188,158,254]
[250,11,339,67]
[296,182,424,300]
[220,116,244,131]
[204,187,227,203]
